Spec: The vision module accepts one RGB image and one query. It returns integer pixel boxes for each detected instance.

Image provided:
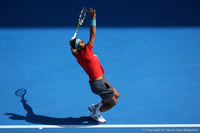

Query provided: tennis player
[70,8,120,123]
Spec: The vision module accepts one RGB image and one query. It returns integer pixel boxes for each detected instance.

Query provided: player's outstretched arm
[87,7,96,46]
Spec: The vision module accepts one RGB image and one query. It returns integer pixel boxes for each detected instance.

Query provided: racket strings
[78,7,86,26]
[72,7,86,39]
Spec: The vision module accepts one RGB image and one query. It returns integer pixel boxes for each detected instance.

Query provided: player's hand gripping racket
[15,88,27,99]
[71,7,87,39]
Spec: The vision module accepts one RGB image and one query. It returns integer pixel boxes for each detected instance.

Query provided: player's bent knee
[111,98,117,106]
[116,93,120,99]
[113,100,117,106]
[113,88,120,99]
[105,96,117,106]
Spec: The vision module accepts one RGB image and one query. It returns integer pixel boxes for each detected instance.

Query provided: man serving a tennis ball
[70,7,120,123]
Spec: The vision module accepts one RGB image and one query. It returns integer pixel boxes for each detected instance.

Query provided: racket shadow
[5,98,99,126]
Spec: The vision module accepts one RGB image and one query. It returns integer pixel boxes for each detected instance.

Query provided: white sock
[95,108,102,115]
[97,101,103,108]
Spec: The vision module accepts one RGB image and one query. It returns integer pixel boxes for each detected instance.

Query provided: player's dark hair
[70,38,77,49]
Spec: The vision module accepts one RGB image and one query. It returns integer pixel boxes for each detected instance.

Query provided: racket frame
[72,7,86,39]
[15,88,27,98]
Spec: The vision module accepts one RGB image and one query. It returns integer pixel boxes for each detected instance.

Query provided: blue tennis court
[1,0,200,133]
[1,27,200,132]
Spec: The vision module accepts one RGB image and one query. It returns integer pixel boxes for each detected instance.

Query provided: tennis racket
[71,7,87,39]
[15,88,27,99]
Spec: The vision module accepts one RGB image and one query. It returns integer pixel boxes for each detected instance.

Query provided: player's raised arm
[87,8,96,46]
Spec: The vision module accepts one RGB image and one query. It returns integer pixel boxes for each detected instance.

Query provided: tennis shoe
[90,112,106,123]
[88,104,99,112]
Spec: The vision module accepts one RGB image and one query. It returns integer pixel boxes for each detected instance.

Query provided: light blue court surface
[0,27,200,132]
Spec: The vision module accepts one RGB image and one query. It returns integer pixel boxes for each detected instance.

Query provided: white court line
[0,124,200,129]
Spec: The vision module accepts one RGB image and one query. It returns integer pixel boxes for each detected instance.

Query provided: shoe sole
[90,114,106,123]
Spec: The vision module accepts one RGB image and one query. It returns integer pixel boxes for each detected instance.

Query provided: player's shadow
[5,98,98,126]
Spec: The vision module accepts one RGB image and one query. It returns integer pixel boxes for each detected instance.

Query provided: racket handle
[71,32,77,40]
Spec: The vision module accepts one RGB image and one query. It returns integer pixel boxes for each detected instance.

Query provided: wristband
[91,19,96,26]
